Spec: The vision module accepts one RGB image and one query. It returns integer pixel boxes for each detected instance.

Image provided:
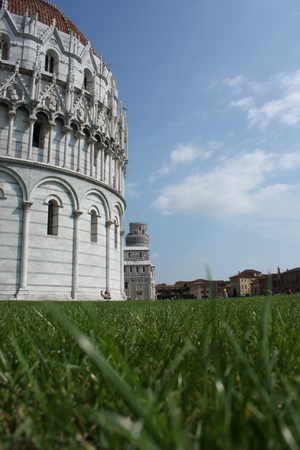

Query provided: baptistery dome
[0,0,128,300]
[0,0,88,44]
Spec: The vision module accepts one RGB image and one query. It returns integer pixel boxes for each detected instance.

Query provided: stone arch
[81,188,110,221]
[0,187,6,199]
[30,176,78,211]
[0,165,27,201]
[88,204,101,217]
[44,193,64,208]
[113,201,125,228]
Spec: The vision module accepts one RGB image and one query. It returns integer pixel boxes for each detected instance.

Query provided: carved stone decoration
[38,82,65,114]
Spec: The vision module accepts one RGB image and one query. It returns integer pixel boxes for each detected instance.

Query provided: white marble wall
[0,3,127,300]
[0,162,125,300]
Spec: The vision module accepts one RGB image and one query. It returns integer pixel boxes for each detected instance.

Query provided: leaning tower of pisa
[0,0,128,300]
[124,222,156,300]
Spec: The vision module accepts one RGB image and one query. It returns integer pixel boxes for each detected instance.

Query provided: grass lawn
[1,296,300,449]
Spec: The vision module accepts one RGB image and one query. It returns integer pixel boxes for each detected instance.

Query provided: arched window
[45,53,54,73]
[32,113,47,150]
[83,68,93,92]
[44,50,58,74]
[90,209,97,243]
[0,34,9,60]
[47,200,59,235]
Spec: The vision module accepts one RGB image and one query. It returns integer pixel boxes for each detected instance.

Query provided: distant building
[229,269,264,296]
[271,267,300,294]
[124,222,156,300]
[156,278,224,299]
[251,276,268,296]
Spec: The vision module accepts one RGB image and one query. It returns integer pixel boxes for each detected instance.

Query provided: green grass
[1,296,300,449]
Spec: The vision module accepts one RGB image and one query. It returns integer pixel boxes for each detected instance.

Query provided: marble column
[100,146,105,181]
[120,229,125,298]
[89,137,96,177]
[76,130,84,172]
[47,120,55,164]
[113,156,117,188]
[27,115,36,160]
[19,201,33,290]
[105,220,113,292]
[62,125,71,168]
[6,110,15,156]
[108,150,112,185]
[72,209,83,299]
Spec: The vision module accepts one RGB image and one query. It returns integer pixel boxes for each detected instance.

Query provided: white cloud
[249,91,300,128]
[227,70,300,129]
[148,141,214,183]
[151,149,300,219]
[224,75,246,88]
[148,165,170,183]
[125,182,141,199]
[280,151,300,169]
[170,142,211,165]
[230,96,254,109]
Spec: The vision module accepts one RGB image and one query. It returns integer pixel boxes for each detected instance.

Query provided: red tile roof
[2,0,88,45]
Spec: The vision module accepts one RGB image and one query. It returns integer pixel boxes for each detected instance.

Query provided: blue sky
[54,0,300,283]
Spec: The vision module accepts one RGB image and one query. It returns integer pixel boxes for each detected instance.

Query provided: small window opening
[114,222,118,249]
[47,200,59,235]
[45,53,54,73]
[0,36,9,60]
[32,123,41,147]
[94,148,99,167]
[83,69,93,92]
[91,210,98,243]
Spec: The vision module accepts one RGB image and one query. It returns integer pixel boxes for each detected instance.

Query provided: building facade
[229,269,264,296]
[124,222,156,300]
[156,278,224,299]
[0,0,128,300]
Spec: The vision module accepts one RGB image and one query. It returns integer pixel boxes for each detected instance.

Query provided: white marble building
[0,0,128,300]
[124,223,156,300]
